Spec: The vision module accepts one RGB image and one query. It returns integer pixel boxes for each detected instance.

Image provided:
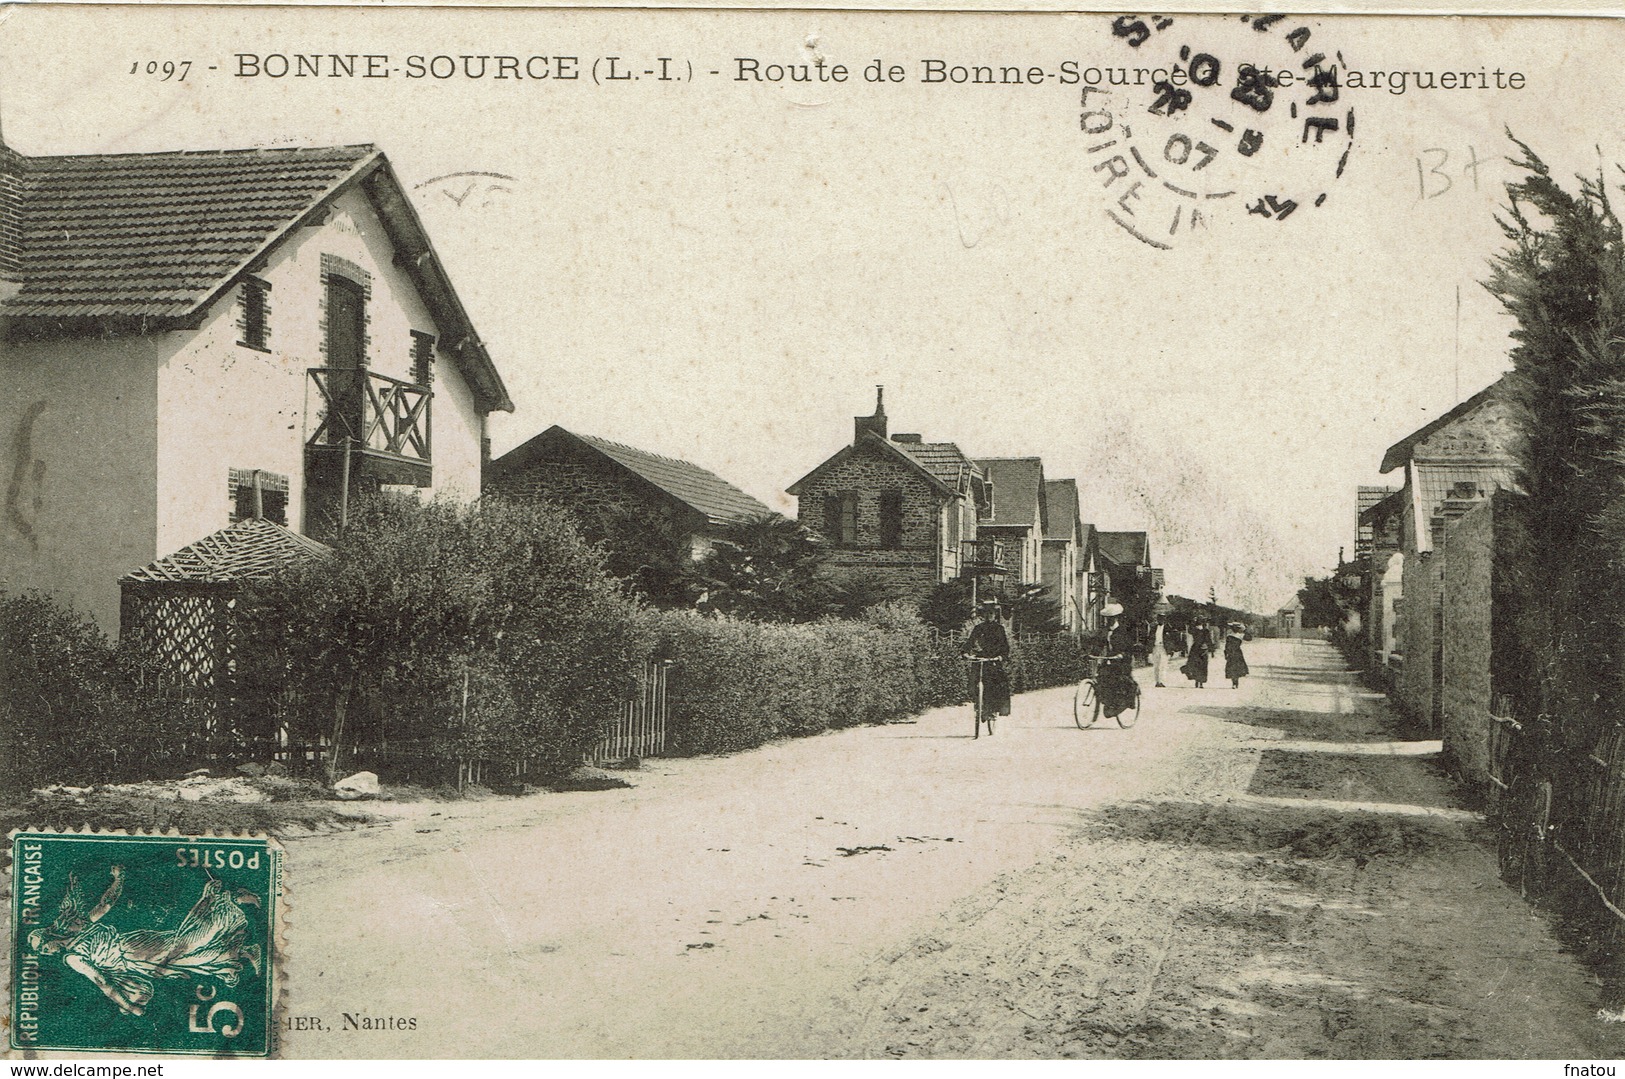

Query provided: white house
[0,133,512,634]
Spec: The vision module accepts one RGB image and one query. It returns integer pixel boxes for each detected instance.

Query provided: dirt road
[280,639,1625,1059]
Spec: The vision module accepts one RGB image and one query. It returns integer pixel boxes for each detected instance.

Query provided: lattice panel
[124,589,230,688]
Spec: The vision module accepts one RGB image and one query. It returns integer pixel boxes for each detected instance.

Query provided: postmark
[1078,13,1356,248]
[9,831,283,1057]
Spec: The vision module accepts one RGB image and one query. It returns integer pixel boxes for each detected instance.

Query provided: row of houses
[0,128,1159,645]
[1349,376,1523,788]
[783,389,1157,631]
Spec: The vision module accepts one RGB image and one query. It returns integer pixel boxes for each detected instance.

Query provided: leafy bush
[644,602,1084,755]
[235,495,648,784]
[0,592,209,789]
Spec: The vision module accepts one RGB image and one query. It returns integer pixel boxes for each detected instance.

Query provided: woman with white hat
[1097,602,1138,720]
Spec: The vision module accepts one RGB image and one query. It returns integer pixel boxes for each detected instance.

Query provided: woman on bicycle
[1098,602,1138,720]
[963,599,1012,717]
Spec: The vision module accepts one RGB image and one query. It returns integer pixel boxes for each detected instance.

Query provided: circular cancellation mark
[1079,14,1355,249]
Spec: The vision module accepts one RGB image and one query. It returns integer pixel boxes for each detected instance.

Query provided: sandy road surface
[280,640,1625,1059]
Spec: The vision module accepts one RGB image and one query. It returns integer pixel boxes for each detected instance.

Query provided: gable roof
[976,458,1046,530]
[786,432,958,500]
[1379,377,1507,474]
[494,425,771,528]
[894,441,982,491]
[1097,530,1151,567]
[122,518,331,585]
[1043,479,1081,543]
[0,138,512,412]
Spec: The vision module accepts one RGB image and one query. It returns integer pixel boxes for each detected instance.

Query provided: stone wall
[1397,493,1443,728]
[1441,498,1495,792]
[794,442,948,598]
[491,453,690,535]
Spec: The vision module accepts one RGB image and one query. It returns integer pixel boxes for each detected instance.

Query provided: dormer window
[411,330,436,387]
[238,276,271,351]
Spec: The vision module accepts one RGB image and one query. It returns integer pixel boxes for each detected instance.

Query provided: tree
[1298,561,1362,630]
[698,512,830,622]
[1483,135,1625,746]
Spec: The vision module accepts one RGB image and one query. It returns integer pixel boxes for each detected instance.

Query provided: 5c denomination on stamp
[10,831,283,1057]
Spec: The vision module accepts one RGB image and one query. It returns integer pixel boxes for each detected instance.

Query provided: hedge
[646,603,1087,756]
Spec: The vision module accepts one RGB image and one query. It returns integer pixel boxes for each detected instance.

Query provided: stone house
[1375,377,1521,731]
[974,458,1048,597]
[1097,530,1153,604]
[787,390,991,599]
[0,132,511,635]
[486,424,772,559]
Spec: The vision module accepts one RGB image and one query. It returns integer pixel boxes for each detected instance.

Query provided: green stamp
[9,831,282,1057]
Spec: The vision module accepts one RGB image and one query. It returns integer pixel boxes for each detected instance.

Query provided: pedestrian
[1181,618,1211,688]
[1097,602,1138,719]
[1225,621,1250,689]
[1150,614,1169,687]
[962,599,1012,718]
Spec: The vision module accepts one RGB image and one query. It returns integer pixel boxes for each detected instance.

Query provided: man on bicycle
[1097,602,1138,720]
[963,598,1012,718]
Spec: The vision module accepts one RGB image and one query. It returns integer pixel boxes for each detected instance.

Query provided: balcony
[306,367,433,487]
[959,538,1008,576]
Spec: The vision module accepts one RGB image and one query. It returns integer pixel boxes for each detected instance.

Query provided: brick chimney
[853,385,887,444]
[0,114,24,283]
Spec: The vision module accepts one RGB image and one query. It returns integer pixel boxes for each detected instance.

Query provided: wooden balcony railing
[307,367,432,464]
[960,538,1008,575]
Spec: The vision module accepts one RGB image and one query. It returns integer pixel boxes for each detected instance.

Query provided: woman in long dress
[1224,622,1250,689]
[1181,619,1211,688]
[1098,604,1138,719]
[28,867,263,1017]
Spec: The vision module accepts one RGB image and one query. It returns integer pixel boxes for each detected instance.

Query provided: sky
[5,8,1624,611]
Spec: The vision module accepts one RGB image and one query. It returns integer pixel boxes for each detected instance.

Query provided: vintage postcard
[5,3,1625,1062]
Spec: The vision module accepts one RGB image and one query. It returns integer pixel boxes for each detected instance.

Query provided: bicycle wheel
[974,673,983,740]
[1074,680,1097,729]
[1116,683,1142,729]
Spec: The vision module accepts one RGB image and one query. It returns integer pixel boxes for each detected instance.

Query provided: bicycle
[1074,654,1141,730]
[965,656,1000,739]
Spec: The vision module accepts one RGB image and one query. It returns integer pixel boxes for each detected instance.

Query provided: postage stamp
[9,832,283,1057]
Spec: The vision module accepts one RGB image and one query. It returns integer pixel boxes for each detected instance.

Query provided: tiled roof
[0,138,512,412]
[4,144,375,319]
[122,518,331,585]
[1358,485,1398,513]
[894,441,980,490]
[977,458,1046,528]
[1415,462,1517,518]
[1044,479,1080,540]
[574,431,771,526]
[1097,530,1150,567]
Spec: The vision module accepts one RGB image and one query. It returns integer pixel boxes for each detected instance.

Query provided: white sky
[5,8,1621,611]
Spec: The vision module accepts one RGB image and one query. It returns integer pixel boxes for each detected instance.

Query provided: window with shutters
[238,277,271,351]
[823,491,859,546]
[878,490,903,549]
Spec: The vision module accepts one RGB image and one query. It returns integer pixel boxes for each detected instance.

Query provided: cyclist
[962,598,1011,720]
[1097,602,1138,721]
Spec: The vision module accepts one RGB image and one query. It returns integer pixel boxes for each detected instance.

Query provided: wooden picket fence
[586,660,670,765]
